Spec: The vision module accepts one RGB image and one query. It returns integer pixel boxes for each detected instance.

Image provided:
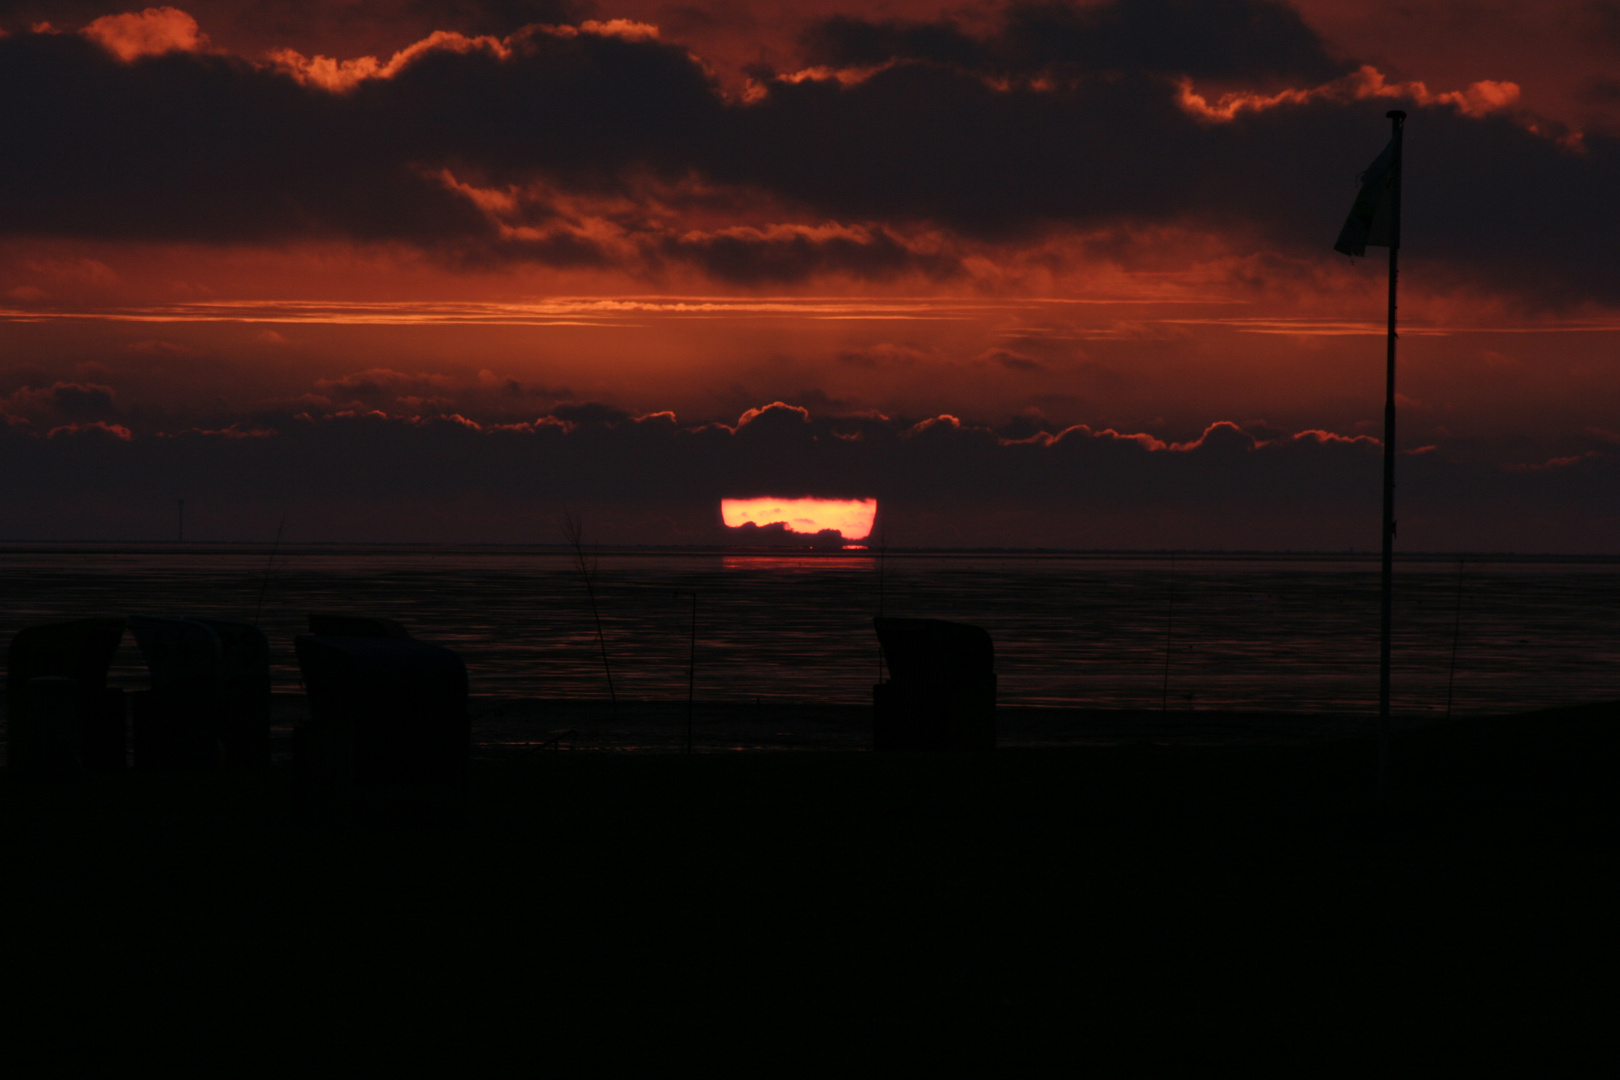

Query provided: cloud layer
[4,399,1616,551]
[4,4,1617,551]
[0,2,1615,297]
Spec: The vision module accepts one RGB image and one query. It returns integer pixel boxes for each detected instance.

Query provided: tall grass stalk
[252,512,287,627]
[562,512,616,713]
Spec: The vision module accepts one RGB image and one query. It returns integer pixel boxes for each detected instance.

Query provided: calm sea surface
[3,544,1619,718]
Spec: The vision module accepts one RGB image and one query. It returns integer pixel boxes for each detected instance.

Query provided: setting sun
[721,498,877,541]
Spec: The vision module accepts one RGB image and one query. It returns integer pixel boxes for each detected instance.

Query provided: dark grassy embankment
[3,703,1617,1064]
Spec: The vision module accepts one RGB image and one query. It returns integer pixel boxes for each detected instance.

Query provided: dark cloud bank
[3,403,1616,551]
[0,1,1615,296]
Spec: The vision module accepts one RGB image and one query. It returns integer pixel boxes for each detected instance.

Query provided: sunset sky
[3,1,1619,549]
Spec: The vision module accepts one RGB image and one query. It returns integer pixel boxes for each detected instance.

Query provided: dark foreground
[4,702,1618,1067]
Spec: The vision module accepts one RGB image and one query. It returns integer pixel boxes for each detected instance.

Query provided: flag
[1334,139,1397,256]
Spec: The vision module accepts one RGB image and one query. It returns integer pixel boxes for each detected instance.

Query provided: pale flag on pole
[1334,139,1398,256]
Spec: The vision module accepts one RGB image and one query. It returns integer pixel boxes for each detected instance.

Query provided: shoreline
[7,539,1620,562]
[302,692,1614,758]
[6,694,1611,768]
[461,696,1413,756]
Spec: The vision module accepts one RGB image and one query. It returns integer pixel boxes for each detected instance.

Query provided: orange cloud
[1292,428,1380,448]
[906,414,964,436]
[155,423,275,439]
[734,401,811,429]
[576,20,660,43]
[82,7,207,63]
[771,61,897,90]
[1506,452,1599,473]
[1178,65,1521,122]
[264,21,654,95]
[46,420,132,440]
[268,30,511,93]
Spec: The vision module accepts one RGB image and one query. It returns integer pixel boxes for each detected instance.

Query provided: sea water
[3,544,1618,719]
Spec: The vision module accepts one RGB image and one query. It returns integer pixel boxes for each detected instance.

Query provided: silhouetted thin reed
[1161,555,1176,713]
[561,512,616,713]
[1445,557,1467,721]
[252,512,286,627]
[674,591,697,752]
[875,524,888,684]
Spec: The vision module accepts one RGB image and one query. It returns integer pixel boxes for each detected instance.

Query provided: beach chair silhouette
[873,617,997,751]
[128,617,271,770]
[293,616,468,824]
[5,618,128,777]
[306,613,411,639]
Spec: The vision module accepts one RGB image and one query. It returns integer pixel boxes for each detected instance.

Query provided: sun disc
[720,497,877,540]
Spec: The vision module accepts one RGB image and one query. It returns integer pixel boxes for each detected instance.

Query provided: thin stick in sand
[252,512,287,627]
[1445,557,1466,722]
[561,512,616,713]
[1162,555,1176,713]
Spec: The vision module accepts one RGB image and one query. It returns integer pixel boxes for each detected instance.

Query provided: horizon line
[2,540,1617,561]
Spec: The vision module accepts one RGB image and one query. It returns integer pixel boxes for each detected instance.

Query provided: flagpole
[1378,109,1405,799]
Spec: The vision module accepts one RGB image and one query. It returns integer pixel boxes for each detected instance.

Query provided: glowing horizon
[721,498,878,541]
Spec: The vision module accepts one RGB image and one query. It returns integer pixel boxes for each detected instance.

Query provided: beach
[5,545,1620,1062]
[3,699,1618,1065]
[460,696,1422,755]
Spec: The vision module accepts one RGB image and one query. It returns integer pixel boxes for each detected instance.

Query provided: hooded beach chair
[293,618,469,823]
[128,616,271,770]
[5,617,128,777]
[873,617,997,751]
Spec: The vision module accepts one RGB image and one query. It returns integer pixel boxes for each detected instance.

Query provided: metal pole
[1378,109,1405,799]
